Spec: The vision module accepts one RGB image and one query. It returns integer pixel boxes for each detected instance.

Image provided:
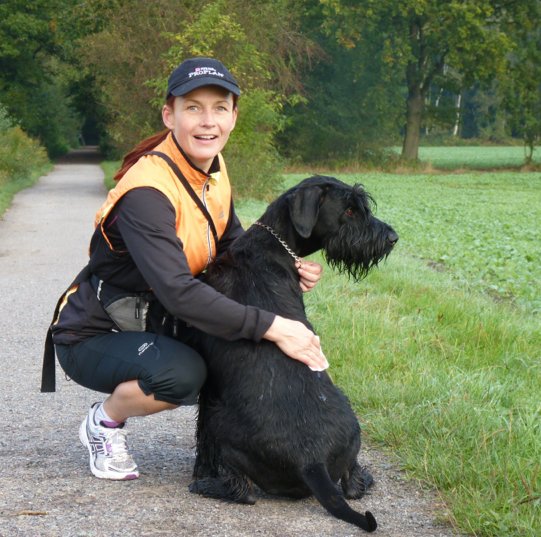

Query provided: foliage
[0,0,82,156]
[223,90,286,200]
[457,83,509,142]
[152,0,294,199]
[500,6,541,164]
[0,0,60,70]
[79,0,312,198]
[277,3,403,165]
[0,103,14,132]
[0,125,49,182]
[2,0,541,170]
[0,114,50,214]
[320,0,520,161]
[76,0,187,156]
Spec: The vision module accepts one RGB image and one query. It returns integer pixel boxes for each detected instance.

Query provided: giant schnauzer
[190,175,398,533]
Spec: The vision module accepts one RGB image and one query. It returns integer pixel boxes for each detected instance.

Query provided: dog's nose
[387,230,399,245]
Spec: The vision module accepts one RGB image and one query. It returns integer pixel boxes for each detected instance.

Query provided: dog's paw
[189,477,227,497]
[189,478,257,505]
[342,464,374,499]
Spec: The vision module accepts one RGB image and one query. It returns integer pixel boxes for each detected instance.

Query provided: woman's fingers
[297,260,323,292]
[263,317,329,370]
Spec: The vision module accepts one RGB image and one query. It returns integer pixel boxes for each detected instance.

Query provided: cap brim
[169,77,241,97]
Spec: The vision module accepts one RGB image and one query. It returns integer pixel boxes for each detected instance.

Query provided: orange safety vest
[94,133,232,275]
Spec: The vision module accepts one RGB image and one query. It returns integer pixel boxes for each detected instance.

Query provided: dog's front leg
[193,390,222,480]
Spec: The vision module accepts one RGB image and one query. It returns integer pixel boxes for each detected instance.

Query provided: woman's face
[162,86,238,172]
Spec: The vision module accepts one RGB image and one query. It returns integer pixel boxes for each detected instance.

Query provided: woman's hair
[113,92,238,182]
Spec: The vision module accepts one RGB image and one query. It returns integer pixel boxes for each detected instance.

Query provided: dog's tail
[301,463,377,533]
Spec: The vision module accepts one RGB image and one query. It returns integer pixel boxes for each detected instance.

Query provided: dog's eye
[345,208,354,217]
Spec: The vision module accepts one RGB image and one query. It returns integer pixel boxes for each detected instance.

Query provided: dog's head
[286,176,398,280]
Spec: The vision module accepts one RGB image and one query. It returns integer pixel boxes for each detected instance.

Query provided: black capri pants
[55,331,207,405]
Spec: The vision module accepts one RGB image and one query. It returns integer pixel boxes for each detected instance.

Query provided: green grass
[102,161,119,191]
[235,171,541,537]
[391,145,538,170]
[0,163,52,216]
[305,254,540,537]
[284,171,541,313]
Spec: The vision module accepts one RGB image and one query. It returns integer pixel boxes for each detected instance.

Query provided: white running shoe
[79,402,139,480]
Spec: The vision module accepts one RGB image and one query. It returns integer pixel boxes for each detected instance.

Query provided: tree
[154,0,318,198]
[500,4,541,164]
[78,0,315,197]
[320,0,515,161]
[276,1,404,165]
[74,0,189,154]
[0,0,82,156]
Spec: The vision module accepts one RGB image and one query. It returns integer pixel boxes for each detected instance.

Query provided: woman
[49,57,326,481]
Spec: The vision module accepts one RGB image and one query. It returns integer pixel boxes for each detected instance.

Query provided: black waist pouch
[91,275,153,332]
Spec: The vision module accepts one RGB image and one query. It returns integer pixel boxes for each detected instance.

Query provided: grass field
[235,170,541,537]
[391,145,539,170]
[96,152,540,536]
[286,171,540,314]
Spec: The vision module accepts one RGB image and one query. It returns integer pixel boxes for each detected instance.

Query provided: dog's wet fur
[190,176,398,532]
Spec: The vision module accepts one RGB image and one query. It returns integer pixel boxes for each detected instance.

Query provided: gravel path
[0,148,464,536]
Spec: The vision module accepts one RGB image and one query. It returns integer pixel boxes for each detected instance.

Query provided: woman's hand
[297,260,323,292]
[263,315,329,371]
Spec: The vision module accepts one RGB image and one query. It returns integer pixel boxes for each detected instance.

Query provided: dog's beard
[323,224,393,281]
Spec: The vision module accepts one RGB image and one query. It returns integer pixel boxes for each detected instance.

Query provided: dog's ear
[288,186,323,238]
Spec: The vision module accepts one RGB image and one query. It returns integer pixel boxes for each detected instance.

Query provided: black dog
[190,176,398,533]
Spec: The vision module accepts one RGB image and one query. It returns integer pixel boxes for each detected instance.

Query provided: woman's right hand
[263,315,329,371]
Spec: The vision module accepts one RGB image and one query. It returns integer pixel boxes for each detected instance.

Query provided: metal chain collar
[253,221,302,265]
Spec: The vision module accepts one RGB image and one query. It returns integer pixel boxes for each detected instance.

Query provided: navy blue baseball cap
[166,57,241,98]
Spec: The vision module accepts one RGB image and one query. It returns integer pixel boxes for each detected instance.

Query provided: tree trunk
[401,85,423,161]
[524,137,534,164]
[452,93,462,137]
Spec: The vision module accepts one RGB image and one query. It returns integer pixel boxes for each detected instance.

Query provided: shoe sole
[79,417,139,481]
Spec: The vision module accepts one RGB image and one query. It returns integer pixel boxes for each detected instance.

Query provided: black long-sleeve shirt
[52,187,275,344]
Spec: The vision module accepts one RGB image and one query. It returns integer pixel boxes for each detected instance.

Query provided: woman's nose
[200,110,216,126]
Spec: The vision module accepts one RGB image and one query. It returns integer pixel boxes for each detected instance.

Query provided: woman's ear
[230,106,238,133]
[162,103,174,130]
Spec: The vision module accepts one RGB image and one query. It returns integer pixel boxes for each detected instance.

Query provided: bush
[1,59,82,159]
[0,123,50,216]
[84,0,291,198]
[224,89,284,200]
[0,105,50,211]
[0,126,48,184]
[0,104,14,132]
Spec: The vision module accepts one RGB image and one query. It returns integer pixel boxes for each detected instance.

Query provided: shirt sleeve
[115,188,274,341]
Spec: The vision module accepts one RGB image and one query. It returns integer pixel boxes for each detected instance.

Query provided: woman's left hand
[297,260,323,292]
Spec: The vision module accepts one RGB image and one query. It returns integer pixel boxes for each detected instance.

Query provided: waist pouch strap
[41,264,91,393]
